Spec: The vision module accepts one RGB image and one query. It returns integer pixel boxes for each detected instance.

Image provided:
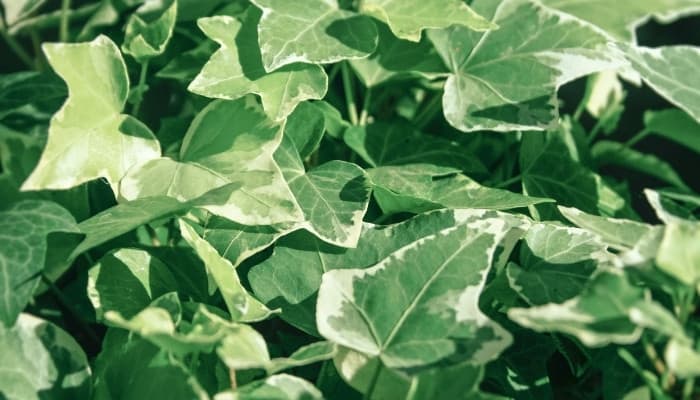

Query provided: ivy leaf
[189,11,328,121]
[284,101,326,159]
[180,220,274,322]
[368,164,552,215]
[359,0,495,42]
[541,0,700,42]
[121,98,303,226]
[428,0,623,132]
[250,0,379,71]
[122,0,178,61]
[0,0,46,27]
[0,201,80,326]
[0,313,91,399]
[656,221,700,287]
[317,217,520,370]
[644,108,700,154]
[218,374,323,400]
[21,35,160,194]
[623,44,700,124]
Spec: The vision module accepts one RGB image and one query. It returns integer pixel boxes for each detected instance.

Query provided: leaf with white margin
[508,270,676,347]
[250,0,378,71]
[541,0,700,42]
[507,223,610,305]
[0,201,80,326]
[189,12,327,121]
[665,339,700,378]
[656,220,700,287]
[368,164,552,215]
[180,220,274,322]
[121,98,303,226]
[622,44,700,124]
[0,313,91,400]
[274,134,371,247]
[214,374,323,400]
[317,216,520,370]
[21,35,160,194]
[122,0,178,61]
[360,0,495,42]
[249,208,527,335]
[428,0,624,132]
[645,188,695,225]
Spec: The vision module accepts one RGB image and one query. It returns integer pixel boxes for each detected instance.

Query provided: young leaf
[359,0,495,42]
[0,201,79,326]
[622,44,700,124]
[250,0,379,71]
[21,35,160,194]
[0,313,91,399]
[643,108,700,154]
[428,0,623,132]
[122,0,178,61]
[189,11,328,121]
[317,217,520,370]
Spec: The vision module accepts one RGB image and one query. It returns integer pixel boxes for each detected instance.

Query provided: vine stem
[132,60,150,117]
[359,88,372,126]
[341,62,359,125]
[495,174,522,189]
[363,362,382,400]
[60,0,71,42]
[41,274,100,346]
[412,93,442,130]
[0,28,34,68]
[624,128,650,148]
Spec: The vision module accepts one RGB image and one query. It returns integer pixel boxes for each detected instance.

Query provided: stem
[363,362,382,400]
[145,224,161,246]
[0,29,35,68]
[412,93,442,130]
[341,62,358,125]
[29,29,44,70]
[624,128,650,148]
[315,360,330,388]
[682,377,695,400]
[327,62,341,83]
[60,0,71,42]
[41,274,100,346]
[586,117,605,144]
[359,88,372,126]
[132,60,150,117]
[229,368,237,390]
[495,174,522,189]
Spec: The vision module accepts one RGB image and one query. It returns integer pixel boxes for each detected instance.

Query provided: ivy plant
[1,0,700,399]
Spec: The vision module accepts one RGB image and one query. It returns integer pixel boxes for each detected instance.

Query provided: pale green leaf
[0,313,91,400]
[121,98,303,226]
[268,341,336,374]
[122,0,178,60]
[360,0,495,42]
[0,201,79,326]
[541,0,700,42]
[180,220,274,322]
[189,12,328,121]
[428,0,623,132]
[317,217,520,369]
[509,270,658,347]
[0,0,46,27]
[21,35,160,194]
[656,220,700,286]
[665,339,700,378]
[592,140,690,190]
[644,108,700,154]
[88,248,179,320]
[215,374,323,400]
[623,44,700,124]
[368,164,552,215]
[250,0,378,71]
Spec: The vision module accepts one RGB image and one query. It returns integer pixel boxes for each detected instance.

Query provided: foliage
[1,0,700,398]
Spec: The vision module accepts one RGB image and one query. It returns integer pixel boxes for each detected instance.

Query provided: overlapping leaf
[122,0,178,60]
[428,0,623,132]
[21,35,160,194]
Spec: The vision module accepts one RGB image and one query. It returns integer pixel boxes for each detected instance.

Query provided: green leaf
[509,270,663,346]
[507,223,609,305]
[0,71,66,118]
[656,220,700,286]
[268,341,336,374]
[349,22,448,87]
[189,11,328,121]
[0,0,46,27]
[217,374,323,400]
[0,201,79,326]
[541,0,700,42]
[428,0,623,132]
[0,313,91,399]
[122,0,178,61]
[275,135,371,247]
[343,120,486,173]
[623,44,700,124]
[250,0,379,71]
[317,216,521,370]
[73,196,189,258]
[157,40,216,82]
[521,131,627,219]
[121,98,303,226]
[665,339,700,378]
[368,164,552,215]
[592,140,690,190]
[360,0,495,42]
[284,101,326,159]
[21,35,160,194]
[88,248,179,320]
[644,108,700,154]
[180,220,274,322]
